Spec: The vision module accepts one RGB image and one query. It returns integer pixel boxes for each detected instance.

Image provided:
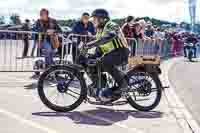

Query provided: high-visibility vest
[96,21,128,54]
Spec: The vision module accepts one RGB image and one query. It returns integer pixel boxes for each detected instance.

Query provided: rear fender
[128,64,162,75]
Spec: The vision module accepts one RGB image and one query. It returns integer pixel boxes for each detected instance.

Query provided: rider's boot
[113,79,129,95]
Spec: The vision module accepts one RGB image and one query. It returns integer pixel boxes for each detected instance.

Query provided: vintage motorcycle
[37,42,163,112]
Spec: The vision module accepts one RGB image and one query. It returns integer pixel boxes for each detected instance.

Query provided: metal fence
[0,30,37,72]
[0,31,182,72]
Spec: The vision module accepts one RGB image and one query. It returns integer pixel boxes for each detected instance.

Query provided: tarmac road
[0,40,192,133]
[169,57,200,127]
[0,71,186,133]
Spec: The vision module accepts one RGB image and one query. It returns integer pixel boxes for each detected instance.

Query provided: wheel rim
[128,72,159,107]
[42,69,82,108]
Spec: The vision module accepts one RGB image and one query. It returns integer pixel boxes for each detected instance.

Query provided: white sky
[0,0,198,23]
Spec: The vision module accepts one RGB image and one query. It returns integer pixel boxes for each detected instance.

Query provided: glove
[84,44,91,50]
[85,40,98,49]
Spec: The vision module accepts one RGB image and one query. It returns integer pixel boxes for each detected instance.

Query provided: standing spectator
[197,35,200,56]
[153,28,165,55]
[138,19,146,38]
[72,12,95,35]
[132,22,143,39]
[153,28,165,39]
[35,8,62,67]
[22,19,31,57]
[122,16,134,38]
[31,22,39,57]
[145,22,154,38]
[132,22,144,56]
[177,35,184,56]
[71,12,95,62]
[122,16,135,56]
[163,30,173,57]
[172,34,182,56]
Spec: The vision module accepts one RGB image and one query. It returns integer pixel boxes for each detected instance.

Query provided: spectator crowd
[2,9,200,62]
[121,16,200,57]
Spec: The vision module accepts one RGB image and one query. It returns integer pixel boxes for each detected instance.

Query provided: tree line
[1,14,200,33]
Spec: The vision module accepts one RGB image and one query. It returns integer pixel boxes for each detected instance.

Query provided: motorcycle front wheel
[37,65,87,112]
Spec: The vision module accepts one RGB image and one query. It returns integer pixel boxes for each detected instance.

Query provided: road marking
[0,108,60,133]
[161,57,200,133]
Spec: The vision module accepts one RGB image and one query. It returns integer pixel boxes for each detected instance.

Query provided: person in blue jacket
[72,12,95,35]
[71,12,95,63]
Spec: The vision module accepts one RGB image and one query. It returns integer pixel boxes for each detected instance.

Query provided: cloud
[0,0,193,22]
[150,0,183,4]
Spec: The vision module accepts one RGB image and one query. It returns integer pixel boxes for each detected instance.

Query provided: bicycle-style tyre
[126,69,162,112]
[37,65,87,112]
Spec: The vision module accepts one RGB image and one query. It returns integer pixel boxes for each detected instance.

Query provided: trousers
[101,48,130,90]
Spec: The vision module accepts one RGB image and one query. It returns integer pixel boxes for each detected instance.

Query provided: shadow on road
[184,60,199,63]
[183,58,200,63]
[32,107,163,126]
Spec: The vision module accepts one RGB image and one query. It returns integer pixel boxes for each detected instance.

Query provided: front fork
[96,60,102,97]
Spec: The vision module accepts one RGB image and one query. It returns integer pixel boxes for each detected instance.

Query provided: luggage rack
[127,38,162,66]
[128,56,161,65]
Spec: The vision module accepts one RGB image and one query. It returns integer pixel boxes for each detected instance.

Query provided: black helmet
[91,9,109,19]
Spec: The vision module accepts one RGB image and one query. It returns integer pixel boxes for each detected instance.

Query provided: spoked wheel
[126,69,162,111]
[38,65,87,112]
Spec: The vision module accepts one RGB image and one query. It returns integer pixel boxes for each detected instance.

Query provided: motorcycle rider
[184,34,198,58]
[86,9,130,97]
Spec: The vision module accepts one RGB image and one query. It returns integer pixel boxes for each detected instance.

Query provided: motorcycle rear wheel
[126,69,162,111]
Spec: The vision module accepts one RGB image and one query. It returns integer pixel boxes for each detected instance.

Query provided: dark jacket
[72,21,95,43]
[35,18,62,43]
[185,36,198,44]
[145,28,154,37]
[132,28,143,40]
[22,23,31,38]
[122,23,133,38]
[72,21,95,35]
[122,23,142,42]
